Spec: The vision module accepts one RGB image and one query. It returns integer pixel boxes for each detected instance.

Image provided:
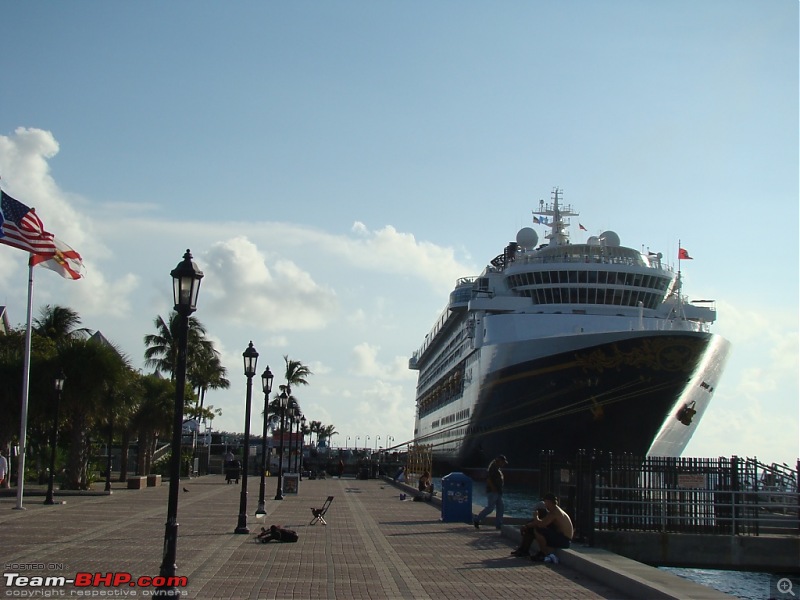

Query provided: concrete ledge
[127,476,147,490]
[146,474,162,487]
[500,525,733,599]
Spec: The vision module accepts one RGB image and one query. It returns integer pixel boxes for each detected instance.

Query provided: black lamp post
[299,414,306,480]
[273,386,290,500]
[255,366,274,519]
[157,249,203,597]
[289,406,298,473]
[44,370,65,506]
[234,342,259,534]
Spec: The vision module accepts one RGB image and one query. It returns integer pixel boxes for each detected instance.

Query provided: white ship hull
[410,190,730,472]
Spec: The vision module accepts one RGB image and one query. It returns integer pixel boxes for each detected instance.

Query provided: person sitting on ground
[510,501,549,557]
[530,493,573,564]
[416,470,434,500]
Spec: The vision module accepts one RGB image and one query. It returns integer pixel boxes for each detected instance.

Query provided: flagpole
[14,260,35,510]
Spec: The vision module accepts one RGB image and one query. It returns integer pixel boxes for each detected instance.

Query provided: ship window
[624,273,634,286]
[544,288,553,303]
[533,272,543,284]
[579,271,588,283]
[578,288,587,303]
[568,271,578,283]
[633,273,643,287]
[598,272,608,284]
[569,288,578,303]
[541,271,551,284]
[622,290,632,305]
[588,271,597,284]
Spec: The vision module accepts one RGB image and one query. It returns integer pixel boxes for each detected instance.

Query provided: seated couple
[511,493,573,564]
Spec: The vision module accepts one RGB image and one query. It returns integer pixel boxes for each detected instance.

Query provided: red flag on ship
[678,247,693,260]
[579,223,587,231]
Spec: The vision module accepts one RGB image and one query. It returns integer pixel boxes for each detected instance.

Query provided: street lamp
[255,366,274,519]
[158,250,203,596]
[274,386,290,500]
[299,415,306,480]
[44,371,65,506]
[286,405,294,472]
[365,435,370,451]
[375,435,380,451]
[234,342,259,534]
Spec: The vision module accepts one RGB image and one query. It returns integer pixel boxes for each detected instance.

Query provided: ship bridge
[504,244,674,310]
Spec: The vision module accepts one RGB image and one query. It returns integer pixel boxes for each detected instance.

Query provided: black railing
[539,451,799,542]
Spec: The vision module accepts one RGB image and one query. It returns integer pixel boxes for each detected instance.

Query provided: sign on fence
[677,474,706,489]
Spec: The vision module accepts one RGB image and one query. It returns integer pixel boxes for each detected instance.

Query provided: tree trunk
[64,409,89,490]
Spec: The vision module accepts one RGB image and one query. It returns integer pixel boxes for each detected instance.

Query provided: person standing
[474,455,507,530]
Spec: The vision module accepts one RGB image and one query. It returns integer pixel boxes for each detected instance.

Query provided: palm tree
[188,345,229,425]
[33,305,91,344]
[131,374,178,476]
[143,312,213,380]
[282,355,312,389]
[309,420,323,447]
[317,424,338,447]
[58,336,131,489]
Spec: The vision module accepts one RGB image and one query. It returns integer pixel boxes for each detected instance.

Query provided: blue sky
[0,1,797,465]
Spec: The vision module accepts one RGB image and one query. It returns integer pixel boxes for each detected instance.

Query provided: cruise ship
[410,189,730,473]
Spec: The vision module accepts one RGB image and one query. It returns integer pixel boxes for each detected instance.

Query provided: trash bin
[441,472,473,523]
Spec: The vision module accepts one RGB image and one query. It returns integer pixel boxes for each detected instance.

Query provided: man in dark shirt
[473,455,507,530]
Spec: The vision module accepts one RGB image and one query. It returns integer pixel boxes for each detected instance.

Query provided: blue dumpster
[441,472,473,523]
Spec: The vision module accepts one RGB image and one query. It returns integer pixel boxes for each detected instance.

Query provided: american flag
[0,190,57,256]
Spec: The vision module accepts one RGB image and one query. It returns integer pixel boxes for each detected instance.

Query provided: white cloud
[351,342,415,382]
[201,236,338,332]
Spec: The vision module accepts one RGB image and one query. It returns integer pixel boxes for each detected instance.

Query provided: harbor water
[438,477,791,600]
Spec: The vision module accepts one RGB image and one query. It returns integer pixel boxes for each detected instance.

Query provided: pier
[0,474,735,599]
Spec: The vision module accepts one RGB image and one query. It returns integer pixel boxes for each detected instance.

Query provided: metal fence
[539,451,799,542]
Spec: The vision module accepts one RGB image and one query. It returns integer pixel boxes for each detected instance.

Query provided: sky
[0,1,797,466]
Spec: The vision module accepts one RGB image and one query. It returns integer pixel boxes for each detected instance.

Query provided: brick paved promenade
[0,475,730,599]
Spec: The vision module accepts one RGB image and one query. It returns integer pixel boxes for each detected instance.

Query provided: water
[435,476,793,599]
[660,568,796,600]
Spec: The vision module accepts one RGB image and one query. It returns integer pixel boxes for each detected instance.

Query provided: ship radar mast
[532,187,578,247]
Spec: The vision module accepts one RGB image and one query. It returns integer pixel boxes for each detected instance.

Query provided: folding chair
[309,496,334,526]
